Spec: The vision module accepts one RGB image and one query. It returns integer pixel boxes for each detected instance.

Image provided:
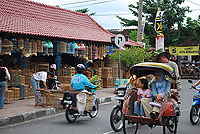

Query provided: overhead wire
[187,0,200,7]
[57,0,100,6]
[67,0,117,8]
[94,13,132,16]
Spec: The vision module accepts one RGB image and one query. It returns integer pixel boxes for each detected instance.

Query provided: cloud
[31,0,200,28]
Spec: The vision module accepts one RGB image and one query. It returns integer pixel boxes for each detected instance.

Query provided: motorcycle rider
[71,64,98,110]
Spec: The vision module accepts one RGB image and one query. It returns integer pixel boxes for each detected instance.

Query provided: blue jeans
[134,101,145,116]
[0,81,7,108]
[31,77,41,103]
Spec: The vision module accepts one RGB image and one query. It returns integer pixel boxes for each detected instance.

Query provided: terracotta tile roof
[0,0,115,43]
[125,40,141,47]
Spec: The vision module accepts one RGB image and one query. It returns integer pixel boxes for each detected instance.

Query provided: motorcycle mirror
[188,80,193,83]
[114,84,118,86]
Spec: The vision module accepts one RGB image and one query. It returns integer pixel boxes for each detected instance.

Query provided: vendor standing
[31,71,54,103]
[0,59,10,109]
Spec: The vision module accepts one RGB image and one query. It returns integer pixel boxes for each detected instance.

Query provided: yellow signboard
[169,46,199,56]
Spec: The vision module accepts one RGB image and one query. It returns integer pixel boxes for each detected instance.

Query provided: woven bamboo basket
[36,40,43,53]
[62,41,67,53]
[88,46,92,61]
[22,39,32,57]
[17,38,24,49]
[31,40,37,55]
[1,39,13,55]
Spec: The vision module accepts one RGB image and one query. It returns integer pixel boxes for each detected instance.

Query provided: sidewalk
[0,87,116,127]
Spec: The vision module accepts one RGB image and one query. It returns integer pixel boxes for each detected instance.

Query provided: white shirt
[0,67,11,80]
[33,71,47,82]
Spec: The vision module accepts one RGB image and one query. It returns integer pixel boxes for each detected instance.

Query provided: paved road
[1,79,200,134]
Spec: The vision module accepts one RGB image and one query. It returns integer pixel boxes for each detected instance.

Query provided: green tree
[129,30,150,45]
[117,0,190,46]
[75,8,96,16]
[180,16,200,43]
[109,45,153,77]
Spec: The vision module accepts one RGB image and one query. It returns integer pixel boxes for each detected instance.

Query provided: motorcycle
[47,72,62,90]
[188,80,200,125]
[110,85,127,132]
[61,87,99,123]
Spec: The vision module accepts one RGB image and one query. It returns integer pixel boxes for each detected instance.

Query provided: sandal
[150,112,159,119]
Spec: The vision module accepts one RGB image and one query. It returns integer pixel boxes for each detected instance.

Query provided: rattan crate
[22,69,32,75]
[101,67,113,78]
[94,61,104,68]
[29,86,35,98]
[59,83,73,91]
[58,76,73,84]
[102,78,113,88]
[4,90,14,103]
[8,87,20,100]
[56,69,63,76]
[11,75,25,85]
[36,63,49,72]
[63,67,75,76]
[74,93,94,111]
[25,74,32,85]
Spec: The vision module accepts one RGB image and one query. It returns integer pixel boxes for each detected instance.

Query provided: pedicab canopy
[130,62,176,80]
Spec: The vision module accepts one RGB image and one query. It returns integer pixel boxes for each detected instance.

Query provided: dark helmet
[76,64,85,73]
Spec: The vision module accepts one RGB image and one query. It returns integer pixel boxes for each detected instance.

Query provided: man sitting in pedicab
[141,71,171,119]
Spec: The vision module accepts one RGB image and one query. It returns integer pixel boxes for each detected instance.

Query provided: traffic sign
[115,34,125,48]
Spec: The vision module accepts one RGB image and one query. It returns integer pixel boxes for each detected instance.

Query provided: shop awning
[0,0,115,43]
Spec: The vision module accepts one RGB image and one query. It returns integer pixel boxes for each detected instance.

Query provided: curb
[0,96,116,127]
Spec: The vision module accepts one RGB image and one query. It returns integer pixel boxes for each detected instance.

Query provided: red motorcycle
[122,62,181,134]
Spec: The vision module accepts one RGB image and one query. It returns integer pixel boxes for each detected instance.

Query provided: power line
[187,0,200,7]
[94,13,132,16]
[67,0,117,8]
[57,0,100,6]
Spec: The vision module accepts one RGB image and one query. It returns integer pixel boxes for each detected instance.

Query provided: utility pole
[158,0,161,11]
[137,0,143,43]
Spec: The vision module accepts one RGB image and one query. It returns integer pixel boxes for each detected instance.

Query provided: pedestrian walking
[0,59,10,109]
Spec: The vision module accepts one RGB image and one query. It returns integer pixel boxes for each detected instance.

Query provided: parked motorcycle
[47,74,61,90]
[110,85,127,132]
[61,87,99,123]
[188,80,200,125]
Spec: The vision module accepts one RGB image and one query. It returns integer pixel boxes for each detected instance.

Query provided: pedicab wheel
[163,116,177,134]
[190,105,200,125]
[65,108,77,123]
[123,115,138,134]
[89,99,99,118]
[110,107,123,132]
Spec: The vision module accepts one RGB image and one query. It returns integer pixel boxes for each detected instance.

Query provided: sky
[32,0,200,29]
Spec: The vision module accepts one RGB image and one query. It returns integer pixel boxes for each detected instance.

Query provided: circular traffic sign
[115,34,125,48]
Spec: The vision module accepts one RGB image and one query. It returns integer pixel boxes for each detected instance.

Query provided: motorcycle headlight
[117,90,125,97]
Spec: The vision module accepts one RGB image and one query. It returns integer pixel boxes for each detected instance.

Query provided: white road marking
[103,131,115,134]
[181,108,190,112]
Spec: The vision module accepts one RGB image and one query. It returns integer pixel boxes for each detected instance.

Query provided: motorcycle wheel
[110,107,123,132]
[65,108,77,123]
[89,99,99,118]
[190,105,200,125]
[163,116,177,134]
[123,114,138,134]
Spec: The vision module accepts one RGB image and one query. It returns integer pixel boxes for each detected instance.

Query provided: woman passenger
[141,71,171,118]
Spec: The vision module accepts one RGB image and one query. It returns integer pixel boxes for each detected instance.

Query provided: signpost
[114,34,125,86]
